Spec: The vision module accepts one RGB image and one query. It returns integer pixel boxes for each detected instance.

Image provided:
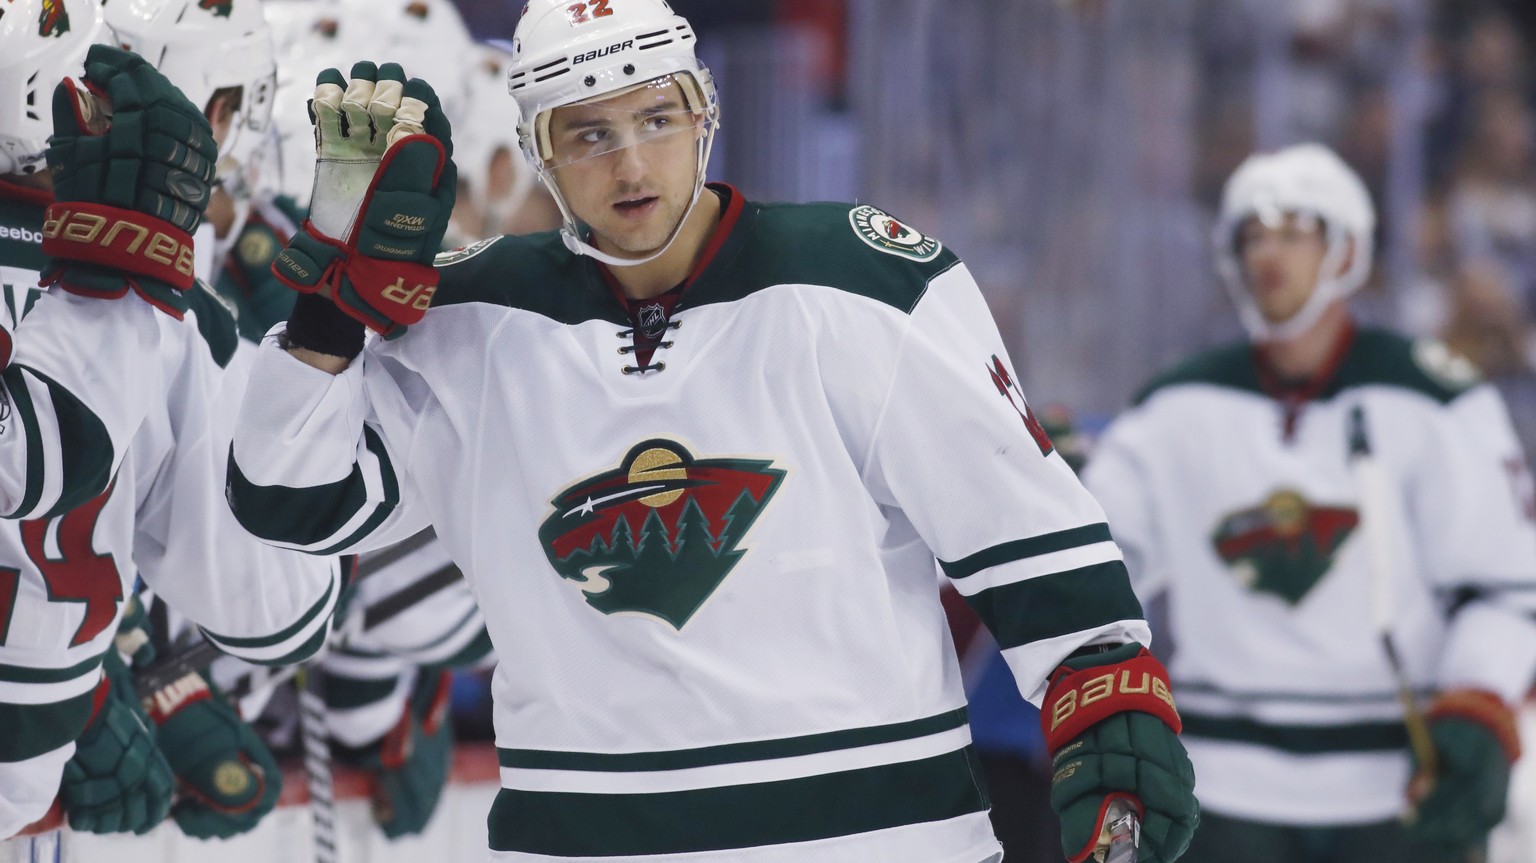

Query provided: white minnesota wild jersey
[0,184,340,835]
[1085,327,1536,826]
[230,185,1152,862]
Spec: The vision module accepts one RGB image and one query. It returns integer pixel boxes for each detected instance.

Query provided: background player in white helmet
[1085,142,1536,862]
[228,1,1199,861]
[0,0,341,839]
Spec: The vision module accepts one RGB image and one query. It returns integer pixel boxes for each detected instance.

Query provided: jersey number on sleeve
[0,484,122,647]
[988,355,1055,457]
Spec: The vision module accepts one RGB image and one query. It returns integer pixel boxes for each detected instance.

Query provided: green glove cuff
[60,652,174,835]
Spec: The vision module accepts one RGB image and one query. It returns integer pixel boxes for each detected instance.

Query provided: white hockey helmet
[507,0,718,266]
[335,0,474,124]
[104,0,277,184]
[0,0,105,176]
[1214,143,1377,341]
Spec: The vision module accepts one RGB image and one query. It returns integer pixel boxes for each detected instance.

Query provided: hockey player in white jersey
[0,0,340,838]
[227,1,1199,860]
[1084,143,1536,863]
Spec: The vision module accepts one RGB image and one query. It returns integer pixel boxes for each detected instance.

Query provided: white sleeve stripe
[948,541,1125,597]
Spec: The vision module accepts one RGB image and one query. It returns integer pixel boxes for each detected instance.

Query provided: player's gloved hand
[41,44,217,318]
[59,650,175,834]
[271,61,456,339]
[1044,643,1198,863]
[1405,689,1520,853]
[143,671,282,839]
[335,669,453,838]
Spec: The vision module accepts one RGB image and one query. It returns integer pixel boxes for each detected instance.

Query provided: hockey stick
[1347,405,1439,801]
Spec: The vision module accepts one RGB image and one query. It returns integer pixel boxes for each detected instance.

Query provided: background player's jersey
[0,184,340,837]
[1085,328,1536,825]
[230,187,1151,862]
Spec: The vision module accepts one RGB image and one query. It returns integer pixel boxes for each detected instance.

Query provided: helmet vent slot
[533,67,570,84]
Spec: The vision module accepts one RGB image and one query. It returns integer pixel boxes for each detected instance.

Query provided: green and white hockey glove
[271,61,456,342]
[333,669,453,838]
[1405,689,1520,853]
[41,45,217,318]
[60,650,175,835]
[143,671,282,839]
[1043,643,1198,863]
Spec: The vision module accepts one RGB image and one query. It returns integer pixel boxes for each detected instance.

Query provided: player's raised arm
[227,62,454,556]
[0,46,218,519]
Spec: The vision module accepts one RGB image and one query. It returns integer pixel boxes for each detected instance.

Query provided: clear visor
[1231,209,1324,256]
[538,75,705,171]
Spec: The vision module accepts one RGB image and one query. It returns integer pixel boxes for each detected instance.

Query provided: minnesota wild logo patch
[538,440,786,629]
[37,0,71,37]
[198,0,234,17]
[849,205,942,262]
[1212,490,1359,606]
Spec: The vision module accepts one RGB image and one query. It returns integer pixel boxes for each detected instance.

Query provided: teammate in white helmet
[0,0,340,839]
[228,1,1198,861]
[1085,142,1536,863]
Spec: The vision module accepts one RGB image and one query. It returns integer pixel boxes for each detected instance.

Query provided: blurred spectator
[1440,258,1536,463]
[1446,88,1536,306]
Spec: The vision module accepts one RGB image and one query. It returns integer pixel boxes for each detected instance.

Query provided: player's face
[1236,213,1330,324]
[545,79,704,255]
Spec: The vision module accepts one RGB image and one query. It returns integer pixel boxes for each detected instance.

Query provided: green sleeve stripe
[246,624,330,667]
[320,672,399,710]
[964,560,1144,650]
[5,363,115,515]
[2,366,46,519]
[498,707,968,772]
[226,425,399,550]
[0,686,97,763]
[426,625,493,671]
[199,571,336,651]
[315,427,401,555]
[939,523,1114,580]
[1181,713,1409,754]
[489,744,988,857]
[0,653,102,685]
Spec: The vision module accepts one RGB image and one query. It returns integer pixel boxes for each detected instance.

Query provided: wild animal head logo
[37,0,70,37]
[538,439,785,629]
[1212,490,1359,605]
[197,0,233,17]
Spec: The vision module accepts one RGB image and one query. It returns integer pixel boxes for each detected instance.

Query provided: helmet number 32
[568,0,614,25]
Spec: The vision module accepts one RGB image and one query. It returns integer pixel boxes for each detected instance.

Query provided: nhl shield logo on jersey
[849,205,942,262]
[538,439,786,629]
[1212,490,1359,605]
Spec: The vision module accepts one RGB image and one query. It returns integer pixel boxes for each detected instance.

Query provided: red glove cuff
[142,671,213,724]
[1042,647,1181,753]
[1427,689,1522,763]
[42,202,196,290]
[340,254,439,331]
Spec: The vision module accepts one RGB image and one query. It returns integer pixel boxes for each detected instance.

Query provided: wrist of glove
[1044,643,1198,863]
[60,650,174,835]
[1405,689,1519,852]
[144,671,282,839]
[333,670,453,838]
[42,45,217,318]
[270,61,456,340]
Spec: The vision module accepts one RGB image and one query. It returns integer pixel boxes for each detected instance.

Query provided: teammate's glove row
[144,670,283,839]
[1043,643,1198,863]
[1406,689,1521,854]
[42,45,217,318]
[272,61,457,341]
[59,650,174,835]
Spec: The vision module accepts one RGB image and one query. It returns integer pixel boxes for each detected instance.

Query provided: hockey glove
[41,45,218,318]
[271,61,456,340]
[59,650,174,835]
[1044,643,1198,863]
[1405,689,1519,853]
[334,669,453,838]
[144,671,282,839]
